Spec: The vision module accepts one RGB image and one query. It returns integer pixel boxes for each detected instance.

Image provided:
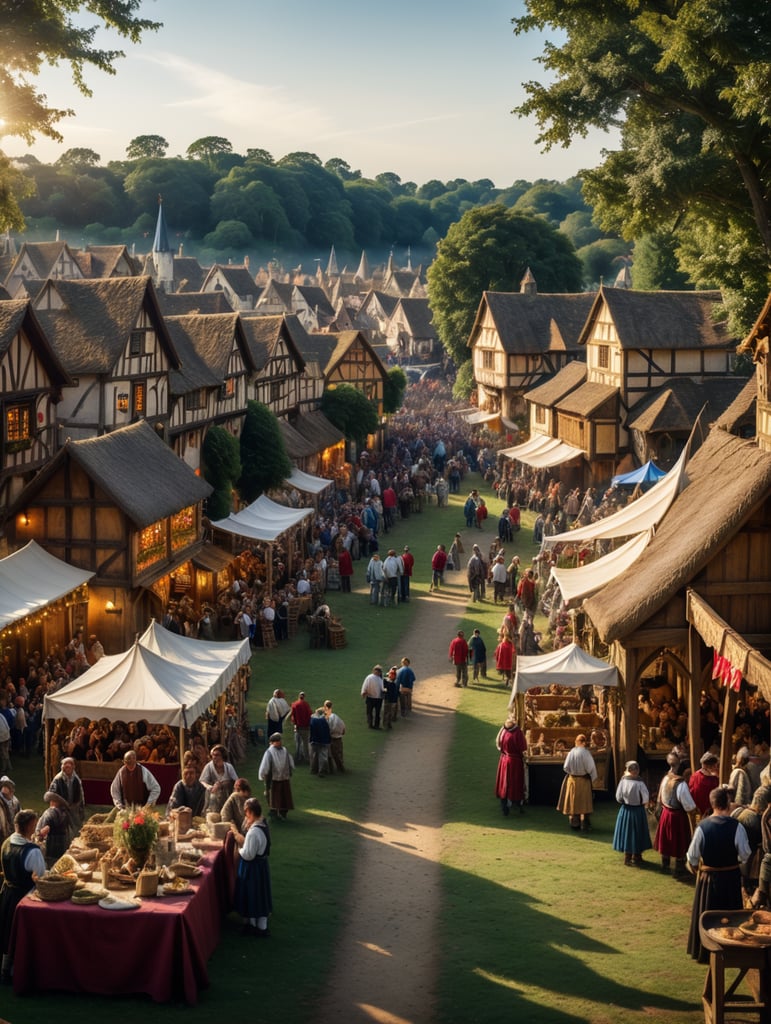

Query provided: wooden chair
[287,603,300,639]
[326,621,347,649]
[261,621,277,649]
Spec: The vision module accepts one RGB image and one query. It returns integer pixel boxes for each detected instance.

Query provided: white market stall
[44,628,251,803]
[511,643,619,801]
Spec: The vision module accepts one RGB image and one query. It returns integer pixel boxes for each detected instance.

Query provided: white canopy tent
[512,643,618,695]
[211,494,313,543]
[549,530,653,605]
[0,540,94,629]
[139,620,251,678]
[541,445,688,549]
[500,433,584,468]
[286,467,334,496]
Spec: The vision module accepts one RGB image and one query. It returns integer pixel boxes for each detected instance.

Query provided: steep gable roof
[294,285,335,319]
[8,241,81,281]
[203,265,260,303]
[471,291,595,355]
[579,286,734,351]
[165,313,252,394]
[713,376,757,435]
[239,314,306,373]
[33,276,179,374]
[583,428,771,643]
[157,291,232,316]
[555,380,618,417]
[11,420,212,528]
[391,297,436,339]
[78,245,140,278]
[0,299,71,387]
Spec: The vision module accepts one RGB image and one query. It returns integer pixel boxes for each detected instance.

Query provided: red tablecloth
[81,762,180,804]
[11,846,227,1004]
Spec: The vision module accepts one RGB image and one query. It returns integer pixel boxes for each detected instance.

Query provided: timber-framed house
[240,314,306,417]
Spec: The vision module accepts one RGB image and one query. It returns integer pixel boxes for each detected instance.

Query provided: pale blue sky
[9,0,613,187]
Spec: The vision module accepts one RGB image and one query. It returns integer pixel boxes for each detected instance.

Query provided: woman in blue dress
[612,760,652,866]
[234,797,272,937]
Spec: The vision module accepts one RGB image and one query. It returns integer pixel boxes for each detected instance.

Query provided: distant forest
[11,140,630,283]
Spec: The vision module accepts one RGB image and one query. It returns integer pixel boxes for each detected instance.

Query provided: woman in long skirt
[234,798,272,937]
[495,716,527,816]
[653,756,697,875]
[612,760,651,866]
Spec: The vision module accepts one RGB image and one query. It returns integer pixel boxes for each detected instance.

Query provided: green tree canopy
[126,135,169,159]
[321,385,379,446]
[186,136,233,171]
[55,147,101,168]
[202,426,241,521]
[452,360,475,403]
[382,367,407,415]
[513,0,771,331]
[238,401,292,503]
[427,204,584,365]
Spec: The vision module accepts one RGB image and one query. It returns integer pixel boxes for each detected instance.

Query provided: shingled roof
[555,380,618,417]
[579,286,734,351]
[10,420,212,528]
[157,291,232,316]
[583,428,771,644]
[34,276,179,374]
[392,297,437,340]
[239,314,306,373]
[164,316,231,394]
[524,360,587,406]
[627,376,749,434]
[471,291,595,355]
[0,299,71,386]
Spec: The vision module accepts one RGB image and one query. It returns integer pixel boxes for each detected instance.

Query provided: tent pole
[43,717,50,795]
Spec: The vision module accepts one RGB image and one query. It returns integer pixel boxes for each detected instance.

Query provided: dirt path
[315,560,471,1024]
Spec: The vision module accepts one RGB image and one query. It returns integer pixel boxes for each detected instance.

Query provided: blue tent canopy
[611,460,667,487]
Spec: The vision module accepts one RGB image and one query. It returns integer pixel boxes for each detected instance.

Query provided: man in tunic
[686,785,751,962]
[323,700,346,773]
[557,734,597,832]
[258,734,295,820]
[688,751,720,818]
[110,750,161,809]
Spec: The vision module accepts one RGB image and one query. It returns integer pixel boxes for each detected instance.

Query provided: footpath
[315,542,471,1024]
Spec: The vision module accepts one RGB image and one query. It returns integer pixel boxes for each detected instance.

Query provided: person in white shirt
[323,700,346,773]
[557,734,598,832]
[361,666,385,729]
[110,750,161,809]
[296,574,312,596]
[381,550,401,607]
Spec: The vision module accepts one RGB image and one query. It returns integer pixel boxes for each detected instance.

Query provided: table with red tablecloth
[11,846,228,1004]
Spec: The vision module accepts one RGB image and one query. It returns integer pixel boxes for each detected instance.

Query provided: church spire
[152,195,174,292]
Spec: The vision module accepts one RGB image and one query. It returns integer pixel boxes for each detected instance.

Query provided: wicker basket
[36,875,78,902]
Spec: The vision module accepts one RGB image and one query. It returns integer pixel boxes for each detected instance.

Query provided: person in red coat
[400,545,414,602]
[338,547,354,592]
[494,632,515,688]
[475,498,488,529]
[495,715,527,815]
[688,751,720,817]
[448,629,469,687]
[430,544,448,593]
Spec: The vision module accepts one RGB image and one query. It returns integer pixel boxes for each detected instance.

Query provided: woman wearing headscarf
[495,715,527,816]
[612,760,651,866]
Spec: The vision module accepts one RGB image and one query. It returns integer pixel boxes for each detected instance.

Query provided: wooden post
[687,624,704,772]
[720,687,739,784]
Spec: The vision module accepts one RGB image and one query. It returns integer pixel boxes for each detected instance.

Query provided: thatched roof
[10,420,212,528]
[627,376,749,434]
[279,418,318,458]
[713,376,757,435]
[315,330,388,380]
[470,291,595,355]
[583,428,771,643]
[10,241,77,280]
[555,380,617,417]
[524,360,586,406]
[34,276,179,374]
[164,316,232,394]
[292,410,344,448]
[0,299,71,386]
[157,291,232,316]
[579,286,734,351]
[77,245,140,278]
[239,314,306,373]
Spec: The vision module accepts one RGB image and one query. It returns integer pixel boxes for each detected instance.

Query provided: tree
[382,367,407,415]
[325,157,361,181]
[321,385,379,446]
[186,136,233,170]
[630,233,691,292]
[126,135,169,159]
[245,148,274,165]
[55,147,101,168]
[513,0,771,331]
[202,427,240,521]
[238,401,292,503]
[427,204,584,366]
[452,360,475,403]
[203,219,253,250]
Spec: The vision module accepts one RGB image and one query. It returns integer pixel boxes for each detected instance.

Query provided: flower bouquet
[114,806,160,869]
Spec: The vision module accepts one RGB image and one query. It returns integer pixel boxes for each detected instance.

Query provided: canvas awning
[549,530,653,605]
[44,625,250,727]
[542,445,688,548]
[212,494,313,544]
[287,467,334,495]
[0,540,94,630]
[513,643,618,694]
[460,410,501,426]
[501,433,584,468]
[686,590,771,698]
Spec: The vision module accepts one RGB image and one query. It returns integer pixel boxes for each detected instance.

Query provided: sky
[7,0,614,188]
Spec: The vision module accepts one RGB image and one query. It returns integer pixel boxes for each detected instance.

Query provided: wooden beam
[618,628,689,649]
[698,581,771,596]
[687,624,703,770]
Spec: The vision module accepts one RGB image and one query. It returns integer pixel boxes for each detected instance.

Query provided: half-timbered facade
[468,287,595,420]
[0,300,71,515]
[354,290,399,345]
[292,285,336,332]
[298,330,388,416]
[383,297,439,362]
[4,241,85,297]
[164,313,255,469]
[32,276,179,442]
[253,280,294,316]
[240,314,306,417]
[6,420,212,650]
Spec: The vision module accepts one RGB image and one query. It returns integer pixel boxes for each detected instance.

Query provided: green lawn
[6,474,708,1023]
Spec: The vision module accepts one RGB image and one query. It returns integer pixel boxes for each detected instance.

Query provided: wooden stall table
[699,909,771,1024]
[11,846,227,1004]
[77,760,180,804]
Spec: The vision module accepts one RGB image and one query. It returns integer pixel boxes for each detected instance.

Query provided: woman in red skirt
[495,715,527,815]
[654,755,697,875]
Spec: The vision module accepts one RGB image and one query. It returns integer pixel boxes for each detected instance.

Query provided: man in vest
[110,750,161,809]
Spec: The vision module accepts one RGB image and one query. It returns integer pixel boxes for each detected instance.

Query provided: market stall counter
[11,846,227,1004]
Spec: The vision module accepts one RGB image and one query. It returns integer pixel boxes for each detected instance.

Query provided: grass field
[5,475,709,1023]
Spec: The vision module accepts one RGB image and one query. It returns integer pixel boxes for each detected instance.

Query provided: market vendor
[0,809,46,984]
[110,750,161,809]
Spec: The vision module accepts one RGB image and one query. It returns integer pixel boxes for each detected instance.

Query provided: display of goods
[36,874,78,902]
[51,854,79,875]
[80,824,115,851]
[169,861,202,878]
[135,869,159,897]
[71,888,108,906]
